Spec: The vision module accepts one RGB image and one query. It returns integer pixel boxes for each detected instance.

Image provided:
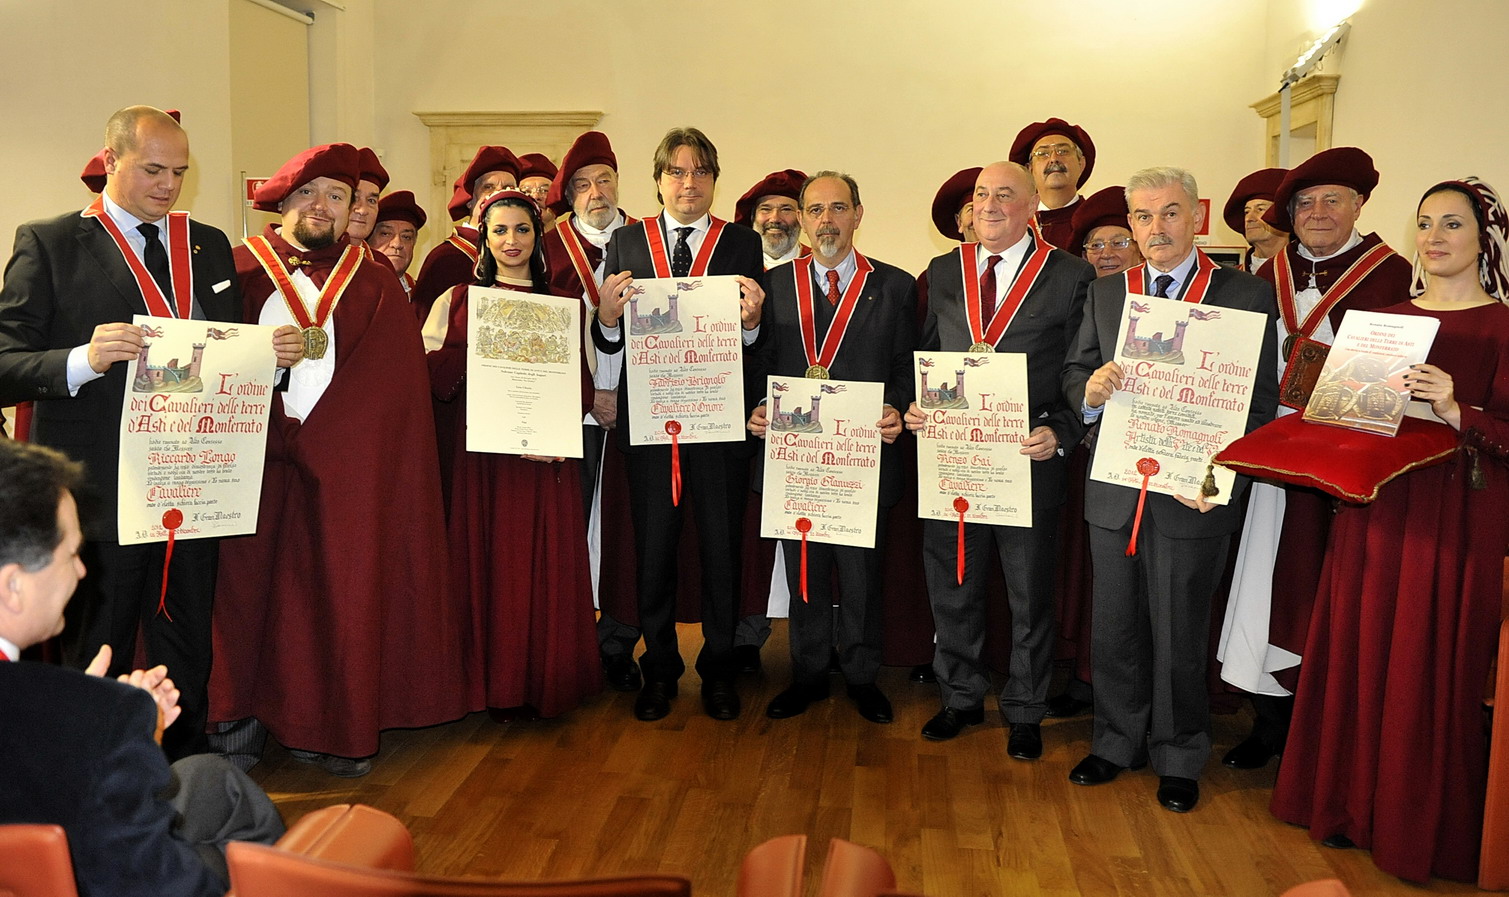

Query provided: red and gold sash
[644,217,727,278]
[1274,241,1396,342]
[558,214,639,308]
[243,236,362,338]
[1123,249,1219,304]
[960,237,1053,348]
[81,196,194,318]
[445,230,480,265]
[792,253,874,376]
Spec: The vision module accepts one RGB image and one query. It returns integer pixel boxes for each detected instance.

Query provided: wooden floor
[249,622,1490,897]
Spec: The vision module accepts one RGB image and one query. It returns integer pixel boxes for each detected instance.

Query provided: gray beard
[761,230,798,259]
[579,206,616,230]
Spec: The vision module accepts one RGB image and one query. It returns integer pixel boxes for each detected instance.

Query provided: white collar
[1297,229,1365,262]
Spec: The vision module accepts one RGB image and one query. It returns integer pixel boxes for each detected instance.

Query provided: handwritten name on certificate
[624,276,746,446]
[466,287,584,458]
[117,316,277,545]
[1092,294,1266,504]
[913,351,1032,527]
[760,376,884,549]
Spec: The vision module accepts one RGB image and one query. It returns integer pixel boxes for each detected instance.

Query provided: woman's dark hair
[1419,182,1486,236]
[472,192,550,293]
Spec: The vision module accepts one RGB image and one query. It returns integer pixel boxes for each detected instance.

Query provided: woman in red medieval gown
[423,189,602,717]
[1271,177,1509,882]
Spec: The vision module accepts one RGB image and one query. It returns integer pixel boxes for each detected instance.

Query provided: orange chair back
[274,804,415,872]
[816,838,896,897]
[1278,880,1353,897]
[737,835,806,897]
[226,842,691,897]
[0,824,77,897]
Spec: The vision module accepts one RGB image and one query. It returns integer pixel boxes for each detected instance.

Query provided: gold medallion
[968,342,994,353]
[302,326,329,360]
[805,364,829,380]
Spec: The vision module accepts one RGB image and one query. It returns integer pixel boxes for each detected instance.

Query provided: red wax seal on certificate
[953,497,970,584]
[162,508,184,530]
[156,509,184,621]
[665,421,681,436]
[1136,457,1160,477]
[794,518,813,603]
[1126,458,1161,557]
[953,497,970,514]
[795,517,812,533]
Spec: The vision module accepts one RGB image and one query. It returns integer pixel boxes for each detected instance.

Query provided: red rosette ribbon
[665,420,682,507]
[953,496,970,585]
[157,508,183,620]
[1126,458,1160,557]
[795,517,812,604]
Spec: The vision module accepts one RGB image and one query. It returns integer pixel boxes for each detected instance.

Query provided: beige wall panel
[230,0,311,239]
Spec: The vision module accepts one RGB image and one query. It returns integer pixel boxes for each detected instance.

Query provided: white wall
[372,0,1271,273]
[0,1,236,261]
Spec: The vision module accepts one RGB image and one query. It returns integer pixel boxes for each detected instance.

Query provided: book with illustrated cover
[1302,310,1440,436]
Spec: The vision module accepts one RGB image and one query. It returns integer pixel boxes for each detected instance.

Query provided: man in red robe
[209,144,469,778]
[1223,167,1289,273]
[369,189,426,297]
[411,145,522,320]
[1217,147,1413,770]
[1008,118,1096,250]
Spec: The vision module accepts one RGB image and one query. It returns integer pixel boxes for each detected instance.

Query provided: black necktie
[138,222,174,300]
[671,226,693,278]
[1152,273,1175,298]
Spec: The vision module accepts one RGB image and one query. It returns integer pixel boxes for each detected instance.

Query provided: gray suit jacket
[1062,263,1278,537]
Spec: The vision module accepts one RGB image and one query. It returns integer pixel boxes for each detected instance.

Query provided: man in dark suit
[1062,166,1278,813]
[746,171,915,724]
[592,127,766,722]
[0,105,300,759]
[0,438,283,897]
[904,161,1095,759]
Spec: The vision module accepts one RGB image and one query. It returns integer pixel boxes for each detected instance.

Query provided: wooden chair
[0,824,76,897]
[815,838,896,897]
[1480,560,1509,890]
[1278,881,1353,897]
[226,842,691,897]
[736,834,806,897]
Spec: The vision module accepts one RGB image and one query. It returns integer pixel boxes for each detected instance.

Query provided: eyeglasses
[519,185,550,199]
[1084,237,1133,251]
[1029,144,1078,161]
[803,202,852,218]
[662,167,712,181]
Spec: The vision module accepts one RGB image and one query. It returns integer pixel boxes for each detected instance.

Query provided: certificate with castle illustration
[913,350,1033,527]
[624,276,747,446]
[1092,294,1266,504]
[760,376,884,548]
[466,286,583,458]
[117,316,278,545]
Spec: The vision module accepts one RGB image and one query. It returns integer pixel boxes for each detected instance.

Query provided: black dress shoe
[909,663,936,684]
[633,680,677,721]
[733,644,762,675]
[1006,723,1043,760]
[920,706,984,741]
[846,683,893,724]
[1320,834,1356,849]
[1045,693,1093,719]
[1221,734,1279,769]
[701,678,741,720]
[1156,776,1200,813]
[602,654,642,693]
[1068,753,1144,785]
[766,680,829,719]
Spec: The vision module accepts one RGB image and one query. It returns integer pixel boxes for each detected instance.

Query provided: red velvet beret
[1263,147,1379,233]
[447,146,523,220]
[1068,186,1131,254]
[252,143,361,213]
[476,188,542,225]
[375,190,426,230]
[931,167,983,241]
[546,131,618,215]
[519,153,558,182]
[1223,168,1287,235]
[81,109,183,193]
[734,169,808,227]
[1009,118,1095,187]
[356,147,389,190]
